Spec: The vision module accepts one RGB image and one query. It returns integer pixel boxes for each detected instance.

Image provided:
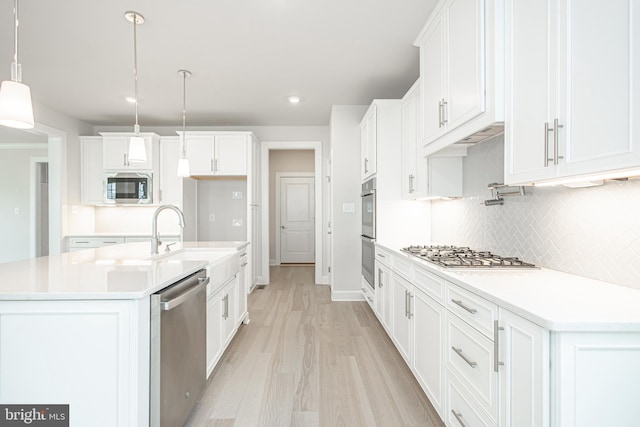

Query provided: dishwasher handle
[161,277,209,311]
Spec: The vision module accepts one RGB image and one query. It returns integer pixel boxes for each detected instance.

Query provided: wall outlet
[232,219,243,227]
[232,191,243,200]
[342,203,355,213]
[71,205,79,214]
[14,208,19,215]
[209,214,216,222]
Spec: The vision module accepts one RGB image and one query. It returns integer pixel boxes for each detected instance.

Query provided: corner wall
[329,105,368,300]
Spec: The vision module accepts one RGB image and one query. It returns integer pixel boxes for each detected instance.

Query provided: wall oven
[104,172,152,204]
[361,177,376,289]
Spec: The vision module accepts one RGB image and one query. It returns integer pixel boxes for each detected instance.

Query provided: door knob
[281,225,287,229]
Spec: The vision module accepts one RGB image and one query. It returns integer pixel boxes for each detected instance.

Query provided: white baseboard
[331,290,365,301]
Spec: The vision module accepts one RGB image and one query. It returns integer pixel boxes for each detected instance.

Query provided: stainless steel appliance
[150,269,209,427]
[361,178,376,289]
[401,245,537,269]
[104,171,152,204]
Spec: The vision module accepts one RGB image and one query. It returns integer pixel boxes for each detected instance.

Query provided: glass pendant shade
[0,80,34,129]
[128,135,147,163]
[177,157,191,177]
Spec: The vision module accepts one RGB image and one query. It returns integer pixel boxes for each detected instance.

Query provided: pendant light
[0,0,34,129]
[125,11,147,163]
[176,70,191,177]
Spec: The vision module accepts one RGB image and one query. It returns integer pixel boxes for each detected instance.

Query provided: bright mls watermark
[0,405,68,426]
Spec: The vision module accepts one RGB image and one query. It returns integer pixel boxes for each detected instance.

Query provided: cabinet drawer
[393,254,412,281]
[447,283,498,338]
[414,265,445,304]
[361,278,375,309]
[446,313,498,421]
[447,375,496,427]
[375,246,393,266]
[68,237,125,248]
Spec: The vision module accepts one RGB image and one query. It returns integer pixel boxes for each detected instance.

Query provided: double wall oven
[361,177,376,289]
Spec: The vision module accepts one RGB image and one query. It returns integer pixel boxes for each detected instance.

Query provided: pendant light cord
[182,71,187,157]
[133,13,140,133]
[11,0,21,82]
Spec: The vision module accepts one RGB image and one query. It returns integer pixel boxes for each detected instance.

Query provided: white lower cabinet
[391,273,413,365]
[374,258,392,332]
[375,247,640,426]
[498,308,549,427]
[413,285,445,418]
[206,271,242,378]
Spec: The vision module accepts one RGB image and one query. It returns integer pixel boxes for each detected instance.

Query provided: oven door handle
[360,189,376,197]
[361,235,375,243]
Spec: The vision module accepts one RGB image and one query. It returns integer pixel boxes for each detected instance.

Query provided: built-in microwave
[104,172,152,204]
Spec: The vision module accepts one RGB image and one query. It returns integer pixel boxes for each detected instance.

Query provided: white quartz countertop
[0,241,248,301]
[381,245,640,332]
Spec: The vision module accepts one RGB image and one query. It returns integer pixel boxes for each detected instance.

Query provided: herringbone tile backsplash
[430,136,640,289]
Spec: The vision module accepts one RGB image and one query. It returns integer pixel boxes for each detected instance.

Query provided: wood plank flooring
[185,266,444,427]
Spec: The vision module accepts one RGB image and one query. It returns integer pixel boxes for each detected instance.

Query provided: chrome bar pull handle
[364,158,369,174]
[451,299,477,314]
[405,290,409,318]
[378,269,383,288]
[210,159,214,172]
[408,293,414,319]
[409,174,415,193]
[451,409,468,427]
[214,158,219,172]
[438,100,443,128]
[554,118,564,165]
[544,122,552,167]
[452,346,477,368]
[442,99,448,124]
[494,320,505,372]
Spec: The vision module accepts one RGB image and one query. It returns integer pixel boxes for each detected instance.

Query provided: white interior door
[280,176,315,263]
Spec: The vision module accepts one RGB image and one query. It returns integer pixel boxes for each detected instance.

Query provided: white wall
[431,135,640,290]
[329,105,368,300]
[197,179,248,241]
[0,146,47,263]
[268,150,315,261]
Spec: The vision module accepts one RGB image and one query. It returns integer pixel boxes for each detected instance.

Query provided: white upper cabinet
[101,133,159,170]
[360,104,377,180]
[415,0,504,155]
[401,80,463,199]
[186,133,248,176]
[505,0,640,185]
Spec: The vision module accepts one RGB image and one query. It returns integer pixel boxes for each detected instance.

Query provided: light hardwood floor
[186,266,444,427]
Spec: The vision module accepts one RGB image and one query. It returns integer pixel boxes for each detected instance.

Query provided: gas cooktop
[401,245,537,269]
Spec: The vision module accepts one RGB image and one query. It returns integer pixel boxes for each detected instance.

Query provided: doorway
[276,174,315,264]
[260,142,324,285]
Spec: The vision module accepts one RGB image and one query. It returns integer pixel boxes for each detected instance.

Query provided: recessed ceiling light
[288,96,301,104]
[125,96,136,104]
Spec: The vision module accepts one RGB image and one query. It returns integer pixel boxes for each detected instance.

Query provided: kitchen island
[0,241,248,427]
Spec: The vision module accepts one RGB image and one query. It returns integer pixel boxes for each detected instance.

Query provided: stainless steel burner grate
[401,245,537,269]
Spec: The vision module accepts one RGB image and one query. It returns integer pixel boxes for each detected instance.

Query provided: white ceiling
[0,0,437,127]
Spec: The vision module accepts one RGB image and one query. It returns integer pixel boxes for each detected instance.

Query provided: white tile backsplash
[431,136,640,289]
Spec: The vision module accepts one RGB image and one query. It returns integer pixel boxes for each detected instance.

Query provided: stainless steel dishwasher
[150,269,209,427]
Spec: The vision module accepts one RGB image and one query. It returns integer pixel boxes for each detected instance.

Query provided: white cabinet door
[206,288,224,378]
[80,137,104,205]
[159,137,182,205]
[445,0,485,130]
[391,273,412,365]
[401,80,426,198]
[238,255,248,323]
[498,308,549,427]
[553,331,640,427]
[558,0,640,177]
[360,105,377,180]
[506,0,640,185]
[215,135,247,175]
[420,12,446,144]
[504,0,561,184]
[375,260,392,331]
[412,286,445,419]
[223,276,238,343]
[186,135,215,175]
[103,135,153,170]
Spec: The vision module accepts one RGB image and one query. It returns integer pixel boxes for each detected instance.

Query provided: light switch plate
[209,214,215,222]
[342,203,355,213]
[232,191,243,200]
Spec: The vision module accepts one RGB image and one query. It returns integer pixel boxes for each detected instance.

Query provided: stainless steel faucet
[151,205,185,254]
